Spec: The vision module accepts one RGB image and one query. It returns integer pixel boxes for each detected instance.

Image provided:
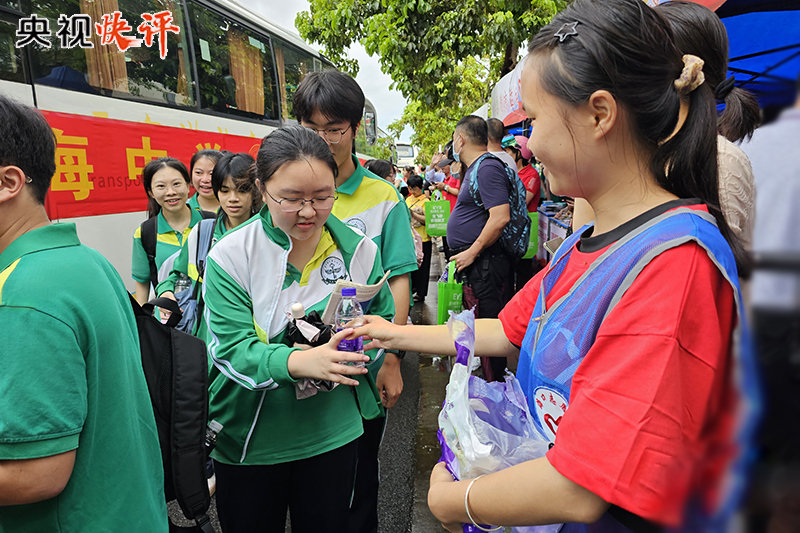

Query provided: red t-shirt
[498,202,737,527]
[442,175,461,213]
[519,165,540,211]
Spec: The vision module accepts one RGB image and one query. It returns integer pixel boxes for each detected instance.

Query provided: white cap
[290,302,306,320]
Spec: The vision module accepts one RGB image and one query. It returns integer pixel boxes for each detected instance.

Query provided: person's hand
[452,247,479,272]
[352,315,402,352]
[287,329,369,386]
[293,342,313,351]
[428,462,462,532]
[376,353,403,408]
[158,291,178,322]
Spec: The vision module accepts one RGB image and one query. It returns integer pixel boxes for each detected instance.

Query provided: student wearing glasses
[201,125,395,533]
[293,69,418,532]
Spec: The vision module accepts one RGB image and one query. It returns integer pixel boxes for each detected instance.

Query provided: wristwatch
[386,349,406,360]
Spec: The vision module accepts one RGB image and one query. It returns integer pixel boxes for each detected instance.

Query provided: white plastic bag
[437,308,562,533]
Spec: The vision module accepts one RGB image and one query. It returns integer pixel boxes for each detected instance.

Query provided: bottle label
[337,336,363,353]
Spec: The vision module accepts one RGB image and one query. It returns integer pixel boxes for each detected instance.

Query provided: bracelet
[464,475,501,532]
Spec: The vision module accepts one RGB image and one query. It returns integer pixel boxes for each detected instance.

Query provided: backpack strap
[141,216,159,291]
[467,152,507,210]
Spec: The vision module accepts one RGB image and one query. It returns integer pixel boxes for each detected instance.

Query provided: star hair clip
[554,21,579,43]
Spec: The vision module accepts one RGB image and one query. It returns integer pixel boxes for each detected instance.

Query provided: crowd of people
[1,0,798,531]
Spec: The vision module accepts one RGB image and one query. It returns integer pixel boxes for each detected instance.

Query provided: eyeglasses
[264,189,337,213]
[305,125,352,144]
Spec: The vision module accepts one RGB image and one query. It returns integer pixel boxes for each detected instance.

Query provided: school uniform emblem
[345,217,367,234]
[533,386,568,442]
[321,256,348,285]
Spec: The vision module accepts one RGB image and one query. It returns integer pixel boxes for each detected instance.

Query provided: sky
[236,0,413,144]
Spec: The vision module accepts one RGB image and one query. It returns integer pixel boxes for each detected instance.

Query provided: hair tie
[714,75,736,100]
[674,54,705,95]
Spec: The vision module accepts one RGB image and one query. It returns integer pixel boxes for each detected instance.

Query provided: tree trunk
[500,41,518,78]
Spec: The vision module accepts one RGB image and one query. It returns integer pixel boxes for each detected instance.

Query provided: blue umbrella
[716,0,800,107]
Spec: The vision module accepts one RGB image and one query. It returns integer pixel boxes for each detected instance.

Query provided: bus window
[0,13,25,82]
[188,2,279,121]
[23,0,195,106]
[273,40,315,123]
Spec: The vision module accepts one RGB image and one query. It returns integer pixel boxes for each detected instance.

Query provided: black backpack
[141,210,216,291]
[129,295,215,533]
[467,153,532,260]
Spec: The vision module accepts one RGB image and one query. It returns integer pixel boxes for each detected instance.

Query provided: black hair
[403,165,415,174]
[142,157,191,218]
[190,149,223,173]
[528,0,748,276]
[407,174,424,189]
[256,125,338,190]
[455,115,489,146]
[0,95,56,205]
[211,152,262,217]
[364,159,393,180]
[657,1,760,143]
[486,118,506,144]
[292,69,365,130]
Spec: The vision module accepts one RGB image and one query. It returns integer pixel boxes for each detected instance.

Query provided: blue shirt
[446,156,510,249]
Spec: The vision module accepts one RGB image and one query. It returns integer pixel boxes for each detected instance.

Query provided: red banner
[42,111,262,219]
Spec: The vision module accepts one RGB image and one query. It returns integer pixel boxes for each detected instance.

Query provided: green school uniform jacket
[203,208,395,465]
[0,224,167,532]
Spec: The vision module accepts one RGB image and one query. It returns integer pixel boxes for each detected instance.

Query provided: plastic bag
[437,308,562,533]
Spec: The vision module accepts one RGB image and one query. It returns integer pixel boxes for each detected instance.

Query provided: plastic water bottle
[174,273,191,295]
[334,287,364,365]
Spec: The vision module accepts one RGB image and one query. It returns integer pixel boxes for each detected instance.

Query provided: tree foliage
[386,56,492,165]
[295,0,566,109]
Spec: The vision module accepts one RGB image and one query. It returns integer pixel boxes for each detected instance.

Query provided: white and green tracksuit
[202,207,395,465]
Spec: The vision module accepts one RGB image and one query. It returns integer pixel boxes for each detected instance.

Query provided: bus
[0,0,350,289]
[394,142,416,167]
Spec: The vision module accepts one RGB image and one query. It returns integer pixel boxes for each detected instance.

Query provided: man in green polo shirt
[294,71,419,533]
[0,96,167,532]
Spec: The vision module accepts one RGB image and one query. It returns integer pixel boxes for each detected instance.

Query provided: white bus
[394,142,416,167]
[0,0,374,290]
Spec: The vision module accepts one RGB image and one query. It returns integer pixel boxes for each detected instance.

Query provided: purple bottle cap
[341,287,357,297]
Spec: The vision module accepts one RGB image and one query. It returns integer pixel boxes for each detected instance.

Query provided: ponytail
[654,82,751,277]
[718,85,761,143]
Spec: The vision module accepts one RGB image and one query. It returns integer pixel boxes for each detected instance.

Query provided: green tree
[387,56,491,165]
[295,0,566,109]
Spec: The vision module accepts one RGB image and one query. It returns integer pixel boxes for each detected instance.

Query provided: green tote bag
[437,261,463,325]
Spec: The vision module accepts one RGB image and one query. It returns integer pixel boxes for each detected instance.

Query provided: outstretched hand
[350,315,402,352]
[287,328,369,387]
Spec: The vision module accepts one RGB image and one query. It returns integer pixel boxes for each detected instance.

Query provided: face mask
[452,172,460,180]
[452,136,463,163]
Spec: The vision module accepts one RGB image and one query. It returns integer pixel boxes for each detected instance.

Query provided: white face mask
[452,136,463,163]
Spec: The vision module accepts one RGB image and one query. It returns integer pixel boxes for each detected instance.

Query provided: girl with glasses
[201,125,395,533]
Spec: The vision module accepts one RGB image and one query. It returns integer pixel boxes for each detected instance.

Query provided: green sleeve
[203,257,298,390]
[379,201,418,277]
[131,228,150,283]
[0,307,85,460]
[155,238,189,296]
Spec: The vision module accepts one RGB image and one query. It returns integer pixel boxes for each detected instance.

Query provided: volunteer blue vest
[517,208,760,532]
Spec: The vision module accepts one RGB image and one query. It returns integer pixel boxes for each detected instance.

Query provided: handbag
[437,260,463,325]
[425,190,450,237]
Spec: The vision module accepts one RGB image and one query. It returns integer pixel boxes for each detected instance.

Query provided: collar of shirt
[157,208,203,235]
[0,223,81,272]
[336,154,366,196]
